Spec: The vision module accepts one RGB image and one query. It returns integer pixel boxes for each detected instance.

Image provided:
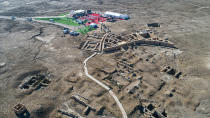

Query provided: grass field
[77,26,95,34]
[35,17,96,34]
[35,17,80,26]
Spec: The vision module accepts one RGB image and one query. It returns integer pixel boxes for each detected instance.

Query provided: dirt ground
[0,0,210,118]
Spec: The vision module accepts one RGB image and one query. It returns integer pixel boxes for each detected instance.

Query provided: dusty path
[83,52,128,118]
[0,15,127,118]
[0,15,26,21]
[0,15,77,30]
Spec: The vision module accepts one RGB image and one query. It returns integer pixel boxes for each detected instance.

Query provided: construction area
[0,0,210,118]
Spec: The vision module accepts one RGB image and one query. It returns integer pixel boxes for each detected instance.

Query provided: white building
[104,11,130,20]
[104,11,121,18]
[73,10,85,14]
[72,10,86,17]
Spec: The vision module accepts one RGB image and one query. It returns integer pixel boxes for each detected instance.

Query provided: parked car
[11,16,16,21]
[69,31,79,36]
[147,23,160,27]
[63,28,69,34]
[49,19,55,23]
[26,18,32,22]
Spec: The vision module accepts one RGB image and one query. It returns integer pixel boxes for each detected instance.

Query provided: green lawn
[77,26,95,34]
[35,16,96,34]
[35,17,80,26]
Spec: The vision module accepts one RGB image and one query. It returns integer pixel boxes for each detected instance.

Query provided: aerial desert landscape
[0,0,210,118]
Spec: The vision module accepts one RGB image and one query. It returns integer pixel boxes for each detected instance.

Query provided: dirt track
[0,0,210,118]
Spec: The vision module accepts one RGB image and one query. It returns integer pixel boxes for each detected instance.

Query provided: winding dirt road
[0,15,127,118]
[83,52,127,118]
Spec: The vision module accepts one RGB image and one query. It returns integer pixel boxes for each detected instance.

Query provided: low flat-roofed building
[104,11,129,20]
[72,10,86,17]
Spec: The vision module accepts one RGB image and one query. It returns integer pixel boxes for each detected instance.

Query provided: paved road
[83,52,127,118]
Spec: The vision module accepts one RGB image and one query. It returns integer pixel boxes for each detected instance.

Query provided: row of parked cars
[63,28,80,36]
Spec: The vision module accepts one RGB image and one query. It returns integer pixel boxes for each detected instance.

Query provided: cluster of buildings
[70,10,129,20]
[68,10,130,26]
[63,10,130,36]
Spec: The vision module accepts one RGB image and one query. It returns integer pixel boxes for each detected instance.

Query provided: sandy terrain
[0,0,210,118]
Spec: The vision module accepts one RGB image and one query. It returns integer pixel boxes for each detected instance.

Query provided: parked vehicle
[69,31,79,36]
[49,19,55,23]
[63,28,69,34]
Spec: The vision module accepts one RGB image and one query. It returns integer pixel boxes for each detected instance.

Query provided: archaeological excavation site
[0,0,210,118]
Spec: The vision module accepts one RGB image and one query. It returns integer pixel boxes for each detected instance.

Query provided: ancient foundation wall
[103,40,176,53]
